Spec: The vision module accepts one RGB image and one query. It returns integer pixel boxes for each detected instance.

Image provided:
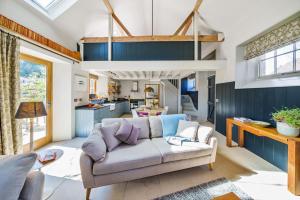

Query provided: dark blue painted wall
[216,82,300,171]
[83,43,108,61]
[83,42,201,61]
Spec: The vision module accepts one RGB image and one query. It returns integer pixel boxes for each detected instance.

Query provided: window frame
[258,40,300,79]
[89,74,98,96]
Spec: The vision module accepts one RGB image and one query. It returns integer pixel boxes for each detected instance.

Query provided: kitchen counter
[75,100,130,137]
[75,100,129,110]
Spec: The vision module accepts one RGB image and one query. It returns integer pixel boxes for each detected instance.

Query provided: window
[31,0,59,11]
[89,74,98,96]
[258,40,300,78]
[20,54,52,151]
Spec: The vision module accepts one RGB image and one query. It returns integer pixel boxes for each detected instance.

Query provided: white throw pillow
[197,125,213,144]
[176,120,199,141]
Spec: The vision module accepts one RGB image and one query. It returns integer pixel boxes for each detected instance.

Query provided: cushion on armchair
[0,153,37,200]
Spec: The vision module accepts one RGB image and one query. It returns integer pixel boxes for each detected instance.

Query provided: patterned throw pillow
[115,119,140,145]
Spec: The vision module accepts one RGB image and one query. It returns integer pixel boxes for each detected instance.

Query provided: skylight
[31,0,59,11]
[24,0,79,20]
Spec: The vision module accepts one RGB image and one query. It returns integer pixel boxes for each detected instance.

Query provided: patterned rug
[155,177,253,200]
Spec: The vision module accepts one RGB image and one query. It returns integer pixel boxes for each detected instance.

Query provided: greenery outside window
[258,40,300,78]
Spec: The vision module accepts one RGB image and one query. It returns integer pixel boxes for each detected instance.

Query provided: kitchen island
[75,100,130,137]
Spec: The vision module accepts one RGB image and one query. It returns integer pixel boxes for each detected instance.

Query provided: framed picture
[131,81,138,92]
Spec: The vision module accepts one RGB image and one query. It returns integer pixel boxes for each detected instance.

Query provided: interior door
[20,54,52,152]
[207,75,215,123]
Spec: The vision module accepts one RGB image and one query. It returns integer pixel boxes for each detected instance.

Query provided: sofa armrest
[208,137,217,163]
[19,171,45,200]
[80,152,95,188]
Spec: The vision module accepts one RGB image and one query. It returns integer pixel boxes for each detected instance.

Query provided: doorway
[20,54,53,151]
[207,75,215,123]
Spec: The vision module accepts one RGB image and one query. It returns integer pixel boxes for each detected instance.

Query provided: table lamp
[15,102,47,152]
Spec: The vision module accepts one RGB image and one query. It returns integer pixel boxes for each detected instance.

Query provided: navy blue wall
[83,43,108,61]
[216,82,300,171]
[83,42,201,61]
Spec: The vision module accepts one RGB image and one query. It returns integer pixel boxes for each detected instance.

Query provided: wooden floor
[39,123,300,200]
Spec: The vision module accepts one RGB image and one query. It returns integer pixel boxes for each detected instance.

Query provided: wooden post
[238,127,245,147]
[193,11,198,60]
[288,139,300,195]
[29,118,34,152]
[226,119,233,147]
[108,14,113,61]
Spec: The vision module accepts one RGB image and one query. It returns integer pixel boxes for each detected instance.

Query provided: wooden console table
[226,118,300,195]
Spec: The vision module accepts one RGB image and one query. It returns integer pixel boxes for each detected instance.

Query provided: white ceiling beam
[81,60,226,71]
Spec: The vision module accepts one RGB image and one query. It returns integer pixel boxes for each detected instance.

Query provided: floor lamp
[15,102,47,152]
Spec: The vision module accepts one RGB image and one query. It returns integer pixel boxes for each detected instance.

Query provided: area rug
[155,177,253,200]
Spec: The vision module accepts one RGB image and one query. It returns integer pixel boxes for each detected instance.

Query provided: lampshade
[144,87,154,93]
[15,102,47,119]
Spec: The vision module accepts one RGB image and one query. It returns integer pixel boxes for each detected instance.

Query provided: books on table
[233,117,252,123]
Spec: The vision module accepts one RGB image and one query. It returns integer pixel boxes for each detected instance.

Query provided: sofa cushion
[115,119,140,145]
[149,116,163,138]
[151,138,213,163]
[0,153,37,200]
[93,139,162,175]
[102,118,150,139]
[197,125,213,144]
[81,133,107,162]
[176,120,199,141]
[100,123,121,152]
[160,114,186,137]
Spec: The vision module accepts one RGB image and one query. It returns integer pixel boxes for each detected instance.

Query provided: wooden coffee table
[213,192,240,200]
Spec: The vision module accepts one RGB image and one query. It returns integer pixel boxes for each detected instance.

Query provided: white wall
[163,80,178,114]
[195,71,215,121]
[199,0,300,85]
[52,63,73,141]
[0,0,76,50]
[96,75,109,98]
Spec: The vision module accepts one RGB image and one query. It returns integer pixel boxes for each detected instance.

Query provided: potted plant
[272,108,300,137]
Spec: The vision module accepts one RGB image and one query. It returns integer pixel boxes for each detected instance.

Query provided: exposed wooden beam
[181,17,192,35]
[193,0,203,12]
[174,0,203,35]
[112,13,132,36]
[102,0,132,36]
[81,34,222,43]
[102,0,113,14]
[174,12,193,35]
[0,15,80,62]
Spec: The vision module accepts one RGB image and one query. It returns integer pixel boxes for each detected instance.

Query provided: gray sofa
[80,117,217,200]
[0,153,44,200]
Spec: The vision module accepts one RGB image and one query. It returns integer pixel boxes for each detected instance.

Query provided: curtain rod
[0,28,79,64]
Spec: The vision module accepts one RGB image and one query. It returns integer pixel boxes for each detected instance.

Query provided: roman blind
[244,15,300,60]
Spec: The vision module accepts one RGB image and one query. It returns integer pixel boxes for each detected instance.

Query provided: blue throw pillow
[161,114,186,137]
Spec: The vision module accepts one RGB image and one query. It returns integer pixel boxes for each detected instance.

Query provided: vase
[276,122,300,137]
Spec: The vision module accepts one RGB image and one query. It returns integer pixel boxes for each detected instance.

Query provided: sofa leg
[208,163,213,171]
[86,188,91,200]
